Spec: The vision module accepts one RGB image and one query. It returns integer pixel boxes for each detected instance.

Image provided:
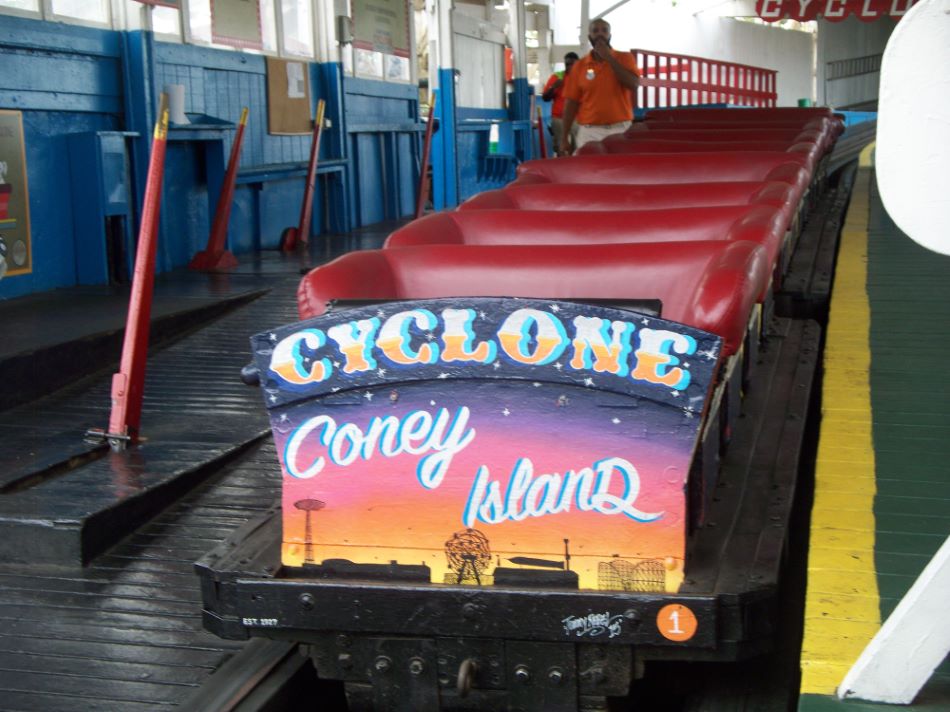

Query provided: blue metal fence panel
[343,76,421,227]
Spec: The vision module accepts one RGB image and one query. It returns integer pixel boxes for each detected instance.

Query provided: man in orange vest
[558,18,640,155]
[542,52,579,155]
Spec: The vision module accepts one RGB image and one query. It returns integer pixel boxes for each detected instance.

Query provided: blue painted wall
[152,41,321,265]
[0,15,424,299]
[0,17,124,299]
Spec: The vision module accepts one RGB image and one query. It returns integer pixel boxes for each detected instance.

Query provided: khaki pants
[575,121,631,151]
[550,117,578,154]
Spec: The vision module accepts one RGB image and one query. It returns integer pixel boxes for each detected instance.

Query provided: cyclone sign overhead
[755,0,920,21]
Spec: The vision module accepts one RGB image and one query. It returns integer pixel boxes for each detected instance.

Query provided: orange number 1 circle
[656,603,698,642]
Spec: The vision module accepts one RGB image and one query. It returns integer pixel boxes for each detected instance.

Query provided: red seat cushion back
[576,139,820,171]
[460,182,795,224]
[643,107,844,136]
[621,126,831,152]
[384,205,785,283]
[514,153,811,201]
[298,241,769,357]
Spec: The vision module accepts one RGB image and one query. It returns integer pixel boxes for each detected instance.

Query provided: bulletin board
[0,110,32,278]
[210,0,263,50]
[266,57,313,135]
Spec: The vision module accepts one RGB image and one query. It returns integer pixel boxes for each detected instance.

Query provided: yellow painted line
[811,491,880,513]
[804,589,879,614]
[808,546,877,571]
[809,507,876,536]
[802,621,885,650]
[799,142,881,696]
[806,568,880,595]
[800,660,855,692]
[812,474,877,494]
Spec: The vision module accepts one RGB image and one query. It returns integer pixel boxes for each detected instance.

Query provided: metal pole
[102,96,170,451]
[414,91,438,219]
[282,100,326,251]
[189,107,248,271]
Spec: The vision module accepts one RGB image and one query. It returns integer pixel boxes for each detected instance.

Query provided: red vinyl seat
[297,241,770,358]
[639,117,839,140]
[458,182,798,240]
[383,205,785,292]
[576,138,822,173]
[634,120,839,153]
[513,153,812,208]
[644,117,844,143]
[620,125,832,153]
[459,182,795,226]
[622,126,822,141]
[642,109,844,139]
[644,105,842,125]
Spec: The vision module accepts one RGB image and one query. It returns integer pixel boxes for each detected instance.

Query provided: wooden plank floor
[0,440,282,711]
[0,223,400,709]
[0,274,304,564]
[0,279,300,708]
[798,147,950,710]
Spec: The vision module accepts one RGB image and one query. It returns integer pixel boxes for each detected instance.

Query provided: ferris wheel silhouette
[444,528,491,584]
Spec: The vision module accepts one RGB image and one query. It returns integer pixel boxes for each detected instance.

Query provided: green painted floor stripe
[800,687,950,712]
[866,174,950,631]
[800,154,950,711]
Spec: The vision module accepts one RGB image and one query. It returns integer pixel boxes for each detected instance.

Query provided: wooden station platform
[797,147,950,710]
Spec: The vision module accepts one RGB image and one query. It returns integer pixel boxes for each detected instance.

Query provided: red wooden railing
[632,50,777,110]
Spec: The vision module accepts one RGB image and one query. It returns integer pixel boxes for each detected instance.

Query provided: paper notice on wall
[265,57,312,135]
[286,62,306,99]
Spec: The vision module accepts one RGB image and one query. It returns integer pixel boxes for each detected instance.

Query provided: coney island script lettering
[562,612,624,638]
[283,406,664,526]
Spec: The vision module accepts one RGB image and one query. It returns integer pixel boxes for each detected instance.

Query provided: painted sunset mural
[252,299,721,594]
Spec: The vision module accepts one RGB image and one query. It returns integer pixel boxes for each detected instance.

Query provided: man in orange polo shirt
[542,52,579,155]
[558,18,640,155]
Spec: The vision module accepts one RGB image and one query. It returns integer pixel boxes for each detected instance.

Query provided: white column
[508,0,527,78]
[424,0,455,91]
[315,0,341,64]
